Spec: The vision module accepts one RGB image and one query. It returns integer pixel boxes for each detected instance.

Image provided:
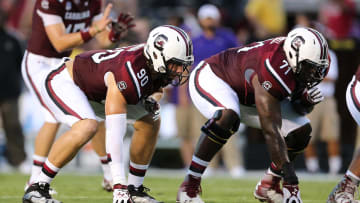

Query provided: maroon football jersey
[206,37,299,105]
[27,0,101,58]
[73,44,163,104]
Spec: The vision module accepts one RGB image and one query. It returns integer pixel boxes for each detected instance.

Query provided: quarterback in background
[23,25,193,203]
[21,0,135,193]
[176,27,330,203]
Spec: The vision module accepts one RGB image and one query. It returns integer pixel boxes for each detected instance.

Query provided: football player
[327,65,360,203]
[21,0,135,193]
[176,27,330,203]
[22,25,193,203]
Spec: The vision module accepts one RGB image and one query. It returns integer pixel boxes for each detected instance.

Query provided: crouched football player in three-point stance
[23,25,194,203]
[176,27,330,203]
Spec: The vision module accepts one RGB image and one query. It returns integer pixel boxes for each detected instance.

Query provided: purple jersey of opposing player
[73,44,163,104]
[27,0,101,58]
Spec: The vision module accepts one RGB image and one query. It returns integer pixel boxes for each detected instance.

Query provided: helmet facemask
[165,58,191,86]
[293,48,328,88]
[284,27,329,89]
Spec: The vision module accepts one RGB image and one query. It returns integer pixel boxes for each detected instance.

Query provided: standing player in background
[176,27,330,203]
[327,65,360,203]
[23,25,193,203]
[22,0,135,192]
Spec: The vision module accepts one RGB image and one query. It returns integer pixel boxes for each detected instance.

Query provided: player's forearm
[49,26,101,53]
[263,128,290,168]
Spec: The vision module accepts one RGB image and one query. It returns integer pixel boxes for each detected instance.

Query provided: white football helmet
[283,27,329,88]
[144,25,194,86]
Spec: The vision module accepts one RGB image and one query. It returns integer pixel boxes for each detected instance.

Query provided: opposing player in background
[23,25,193,203]
[176,27,330,203]
[327,65,360,203]
[21,0,135,192]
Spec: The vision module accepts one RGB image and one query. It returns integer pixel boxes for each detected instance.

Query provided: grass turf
[0,173,338,203]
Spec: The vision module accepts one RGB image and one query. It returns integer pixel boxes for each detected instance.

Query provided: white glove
[142,97,161,121]
[282,184,302,203]
[113,188,133,203]
[304,87,324,105]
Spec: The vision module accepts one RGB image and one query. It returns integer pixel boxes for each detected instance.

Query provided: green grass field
[0,172,339,203]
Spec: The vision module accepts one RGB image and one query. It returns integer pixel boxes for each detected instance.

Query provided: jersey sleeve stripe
[194,62,225,107]
[45,63,83,120]
[265,58,292,95]
[36,9,63,26]
[125,61,141,99]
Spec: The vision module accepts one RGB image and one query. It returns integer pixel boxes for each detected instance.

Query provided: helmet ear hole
[289,52,293,59]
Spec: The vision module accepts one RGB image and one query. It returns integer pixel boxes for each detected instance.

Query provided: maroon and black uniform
[73,44,163,104]
[27,0,101,58]
[205,37,300,105]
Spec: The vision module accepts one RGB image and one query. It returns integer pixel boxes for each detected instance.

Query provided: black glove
[142,97,160,121]
[109,13,135,42]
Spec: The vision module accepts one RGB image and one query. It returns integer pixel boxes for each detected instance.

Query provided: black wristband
[282,162,299,185]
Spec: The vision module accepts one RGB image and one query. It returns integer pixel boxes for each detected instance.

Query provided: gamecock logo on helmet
[154,34,168,51]
[291,36,305,51]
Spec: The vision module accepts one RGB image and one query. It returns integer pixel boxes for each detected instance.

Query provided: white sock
[329,156,342,174]
[346,170,360,182]
[127,161,148,187]
[29,155,46,184]
[99,156,112,181]
[305,157,319,172]
[36,159,60,184]
[187,155,209,178]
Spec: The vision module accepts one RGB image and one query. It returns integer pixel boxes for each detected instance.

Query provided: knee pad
[201,109,240,145]
[285,123,312,153]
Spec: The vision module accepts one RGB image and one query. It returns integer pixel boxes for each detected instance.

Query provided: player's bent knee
[285,123,312,152]
[72,119,99,144]
[201,109,240,145]
[134,116,160,136]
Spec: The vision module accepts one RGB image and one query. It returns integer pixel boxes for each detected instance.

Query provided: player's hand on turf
[142,97,161,121]
[109,12,135,42]
[282,183,302,203]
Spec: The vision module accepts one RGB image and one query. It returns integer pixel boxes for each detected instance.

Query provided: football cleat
[254,171,283,203]
[176,175,204,203]
[102,178,113,192]
[25,181,58,195]
[113,184,133,203]
[282,183,302,203]
[327,175,360,203]
[128,184,163,203]
[23,182,62,203]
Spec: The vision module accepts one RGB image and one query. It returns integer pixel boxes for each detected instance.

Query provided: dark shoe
[128,184,163,203]
[23,182,62,203]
